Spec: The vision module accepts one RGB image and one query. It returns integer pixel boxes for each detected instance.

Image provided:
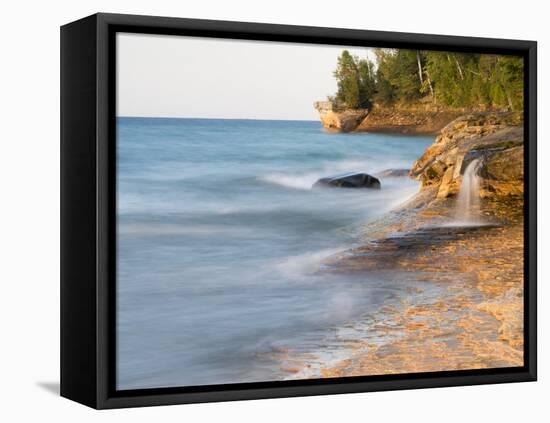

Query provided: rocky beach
[114,38,528,390]
[286,111,526,378]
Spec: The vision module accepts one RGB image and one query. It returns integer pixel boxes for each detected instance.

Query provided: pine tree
[333,50,376,109]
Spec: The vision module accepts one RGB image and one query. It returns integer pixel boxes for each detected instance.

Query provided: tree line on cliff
[331,49,523,112]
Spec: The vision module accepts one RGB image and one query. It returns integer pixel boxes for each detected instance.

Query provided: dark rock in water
[313,173,381,190]
[375,168,410,178]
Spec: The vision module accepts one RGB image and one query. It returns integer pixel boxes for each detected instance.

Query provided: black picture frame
[60,12,537,409]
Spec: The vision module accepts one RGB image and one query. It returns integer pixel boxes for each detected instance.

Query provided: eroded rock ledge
[313,101,368,132]
[409,111,524,201]
[314,101,464,134]
[355,106,463,135]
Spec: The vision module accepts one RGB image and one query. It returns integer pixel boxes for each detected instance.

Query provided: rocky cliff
[314,101,368,132]
[409,112,524,202]
[314,101,464,134]
[355,105,464,135]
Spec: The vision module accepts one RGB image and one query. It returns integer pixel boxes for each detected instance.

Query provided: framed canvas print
[60,13,537,409]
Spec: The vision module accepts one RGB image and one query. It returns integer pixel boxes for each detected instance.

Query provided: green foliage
[423,52,524,110]
[374,66,396,105]
[333,50,376,109]
[331,48,524,111]
[357,59,377,107]
[495,56,524,111]
[375,49,423,103]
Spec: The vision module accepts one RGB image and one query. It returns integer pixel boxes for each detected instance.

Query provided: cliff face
[314,101,464,134]
[355,106,463,135]
[314,101,368,132]
[410,112,524,201]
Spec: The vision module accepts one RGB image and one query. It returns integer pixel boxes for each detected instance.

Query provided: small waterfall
[455,158,482,222]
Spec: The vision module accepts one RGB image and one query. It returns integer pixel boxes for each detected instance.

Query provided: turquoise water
[116,117,434,389]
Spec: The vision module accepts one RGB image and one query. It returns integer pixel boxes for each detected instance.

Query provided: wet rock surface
[276,197,525,378]
[274,112,525,379]
[313,173,381,189]
[318,216,524,377]
[410,112,524,201]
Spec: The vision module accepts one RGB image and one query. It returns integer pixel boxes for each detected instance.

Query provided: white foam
[455,158,483,222]
[274,247,346,279]
[259,157,412,191]
[260,173,319,190]
[440,220,493,228]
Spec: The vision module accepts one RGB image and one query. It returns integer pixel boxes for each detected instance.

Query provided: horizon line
[116,115,320,122]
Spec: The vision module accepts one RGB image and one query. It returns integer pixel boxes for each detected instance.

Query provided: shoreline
[277,111,525,379]
[354,108,464,135]
[276,195,524,379]
[321,196,523,377]
[314,102,470,134]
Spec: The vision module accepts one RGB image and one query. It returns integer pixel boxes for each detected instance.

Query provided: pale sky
[117,33,375,120]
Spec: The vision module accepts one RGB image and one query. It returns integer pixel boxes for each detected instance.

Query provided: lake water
[116,117,435,389]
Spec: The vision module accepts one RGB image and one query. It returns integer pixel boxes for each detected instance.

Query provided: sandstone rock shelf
[278,111,525,379]
[355,106,464,135]
[314,101,465,134]
[410,111,524,202]
[313,101,368,132]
